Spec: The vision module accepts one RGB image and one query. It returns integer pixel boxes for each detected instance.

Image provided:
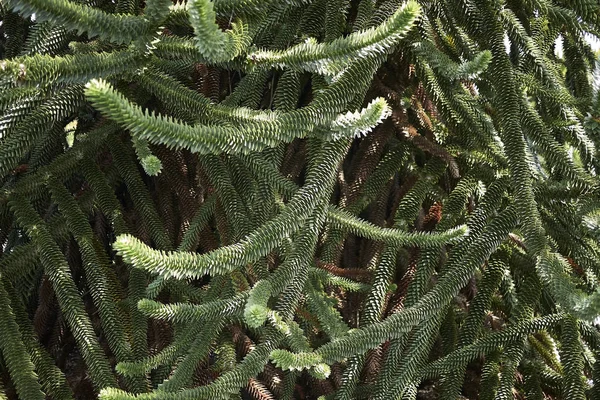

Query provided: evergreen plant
[0,0,600,398]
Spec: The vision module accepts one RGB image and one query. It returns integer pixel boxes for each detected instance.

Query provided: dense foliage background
[1,0,600,399]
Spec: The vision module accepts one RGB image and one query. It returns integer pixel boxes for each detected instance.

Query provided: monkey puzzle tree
[0,0,600,399]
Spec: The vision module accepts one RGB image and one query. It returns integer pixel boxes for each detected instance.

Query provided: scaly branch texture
[0,0,599,399]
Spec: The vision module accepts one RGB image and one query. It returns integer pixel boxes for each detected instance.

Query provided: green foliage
[188,0,250,63]
[0,281,45,400]
[248,1,420,75]
[0,0,599,399]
